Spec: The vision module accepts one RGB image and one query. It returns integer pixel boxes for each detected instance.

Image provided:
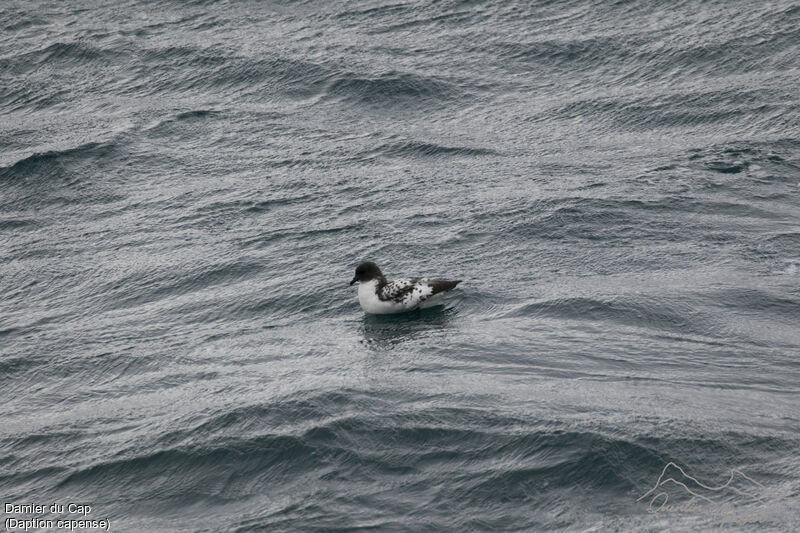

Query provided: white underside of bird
[358,279,450,314]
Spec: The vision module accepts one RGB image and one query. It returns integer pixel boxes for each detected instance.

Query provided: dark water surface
[2,1,799,531]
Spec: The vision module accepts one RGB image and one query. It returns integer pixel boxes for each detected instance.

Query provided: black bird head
[350,262,383,285]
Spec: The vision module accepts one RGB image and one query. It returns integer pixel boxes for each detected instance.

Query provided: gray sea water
[2,1,799,531]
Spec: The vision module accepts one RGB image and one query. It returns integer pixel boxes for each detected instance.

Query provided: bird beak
[349,276,358,286]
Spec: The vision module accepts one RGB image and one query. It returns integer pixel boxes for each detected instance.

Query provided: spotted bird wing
[379,278,462,307]
[379,279,432,307]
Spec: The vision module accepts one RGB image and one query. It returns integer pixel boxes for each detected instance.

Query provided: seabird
[349,262,461,314]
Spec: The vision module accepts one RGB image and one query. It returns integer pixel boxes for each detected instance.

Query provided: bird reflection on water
[359,305,458,349]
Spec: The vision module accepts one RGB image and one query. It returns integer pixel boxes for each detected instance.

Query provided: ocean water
[2,0,799,531]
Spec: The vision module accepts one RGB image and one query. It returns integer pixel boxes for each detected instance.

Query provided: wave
[489,34,637,71]
[364,140,499,159]
[325,70,463,106]
[504,294,715,337]
[43,396,796,531]
[55,412,657,499]
[706,287,800,320]
[118,48,332,100]
[687,141,800,176]
[96,259,266,313]
[545,88,787,132]
[0,142,116,182]
[0,218,39,231]
[0,41,127,74]
[503,196,777,245]
[1,9,47,33]
[120,59,464,108]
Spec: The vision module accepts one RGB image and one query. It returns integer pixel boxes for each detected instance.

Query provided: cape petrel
[349,262,461,314]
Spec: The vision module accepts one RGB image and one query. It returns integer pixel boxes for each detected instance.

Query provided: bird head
[350,262,383,285]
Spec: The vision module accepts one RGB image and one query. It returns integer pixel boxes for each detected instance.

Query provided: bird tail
[429,279,461,295]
